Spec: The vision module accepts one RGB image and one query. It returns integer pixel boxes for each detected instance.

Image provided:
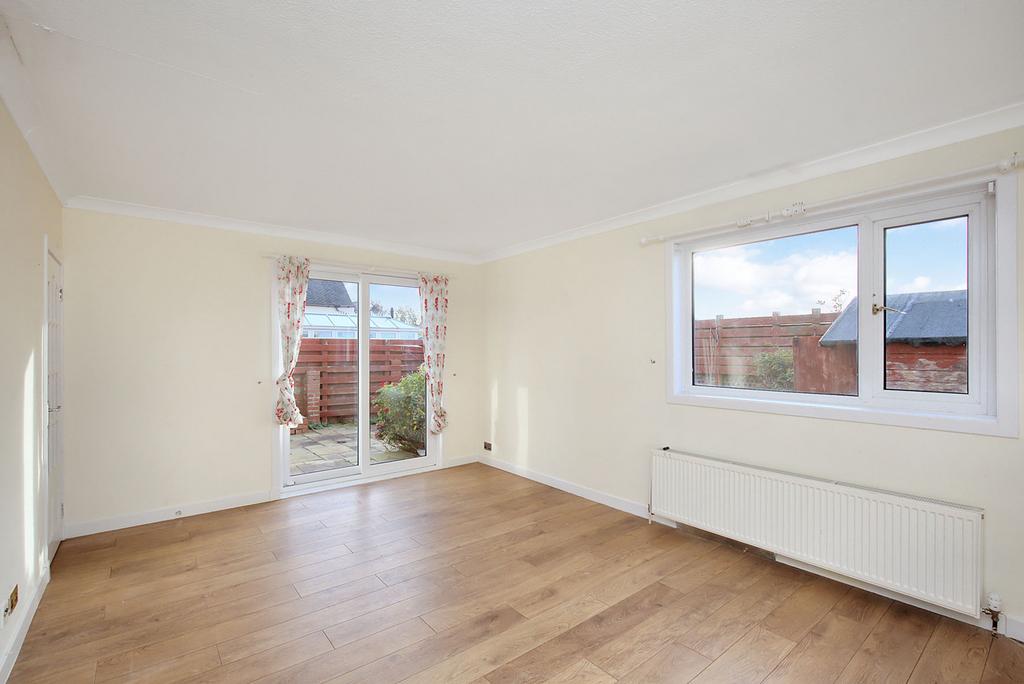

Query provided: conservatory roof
[303,313,419,331]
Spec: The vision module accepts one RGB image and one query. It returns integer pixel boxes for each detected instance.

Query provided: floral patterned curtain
[419,273,449,433]
[275,256,311,427]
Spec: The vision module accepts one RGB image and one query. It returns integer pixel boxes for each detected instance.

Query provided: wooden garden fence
[292,338,423,432]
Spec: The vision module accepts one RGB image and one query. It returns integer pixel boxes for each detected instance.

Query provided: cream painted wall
[0,99,62,672]
[482,127,1024,623]
[61,210,485,529]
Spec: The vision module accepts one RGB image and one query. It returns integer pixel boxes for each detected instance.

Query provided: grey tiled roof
[306,279,354,307]
[820,290,966,346]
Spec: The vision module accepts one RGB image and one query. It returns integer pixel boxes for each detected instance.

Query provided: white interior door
[46,251,64,560]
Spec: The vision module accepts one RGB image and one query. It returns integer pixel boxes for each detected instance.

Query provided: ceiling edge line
[477,100,1024,263]
[62,196,483,265]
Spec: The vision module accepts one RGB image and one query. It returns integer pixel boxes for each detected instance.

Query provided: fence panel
[292,338,423,432]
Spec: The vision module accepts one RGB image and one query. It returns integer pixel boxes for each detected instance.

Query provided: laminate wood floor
[11,463,1024,683]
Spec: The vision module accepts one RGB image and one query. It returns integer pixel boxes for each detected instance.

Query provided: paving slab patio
[289,422,422,476]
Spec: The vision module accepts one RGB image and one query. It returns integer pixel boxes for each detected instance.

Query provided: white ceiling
[2,1,1023,261]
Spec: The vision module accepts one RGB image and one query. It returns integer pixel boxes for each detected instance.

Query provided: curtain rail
[639,153,1020,247]
[261,254,423,279]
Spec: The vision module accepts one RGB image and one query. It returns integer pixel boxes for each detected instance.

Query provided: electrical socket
[483,441,492,452]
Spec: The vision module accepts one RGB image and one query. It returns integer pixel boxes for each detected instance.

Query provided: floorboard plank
[401,595,609,684]
[542,658,618,684]
[252,617,434,684]
[618,642,711,684]
[485,581,682,684]
[678,564,805,659]
[763,588,891,684]
[324,606,526,684]
[908,617,991,683]
[981,634,1024,683]
[690,626,795,684]
[835,602,939,683]
[98,645,221,683]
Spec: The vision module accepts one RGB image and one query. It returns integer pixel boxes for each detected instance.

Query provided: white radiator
[651,449,983,617]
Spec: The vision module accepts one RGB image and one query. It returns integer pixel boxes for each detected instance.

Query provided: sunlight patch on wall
[489,381,499,455]
[22,351,37,579]
[516,386,529,467]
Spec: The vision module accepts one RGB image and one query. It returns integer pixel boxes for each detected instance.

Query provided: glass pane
[884,216,968,394]
[692,226,858,395]
[369,283,426,464]
[289,278,360,479]
[306,313,332,326]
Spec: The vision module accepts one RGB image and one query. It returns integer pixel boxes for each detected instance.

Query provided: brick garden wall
[291,338,424,433]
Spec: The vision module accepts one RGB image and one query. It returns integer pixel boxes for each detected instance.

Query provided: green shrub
[373,365,426,453]
[752,348,794,390]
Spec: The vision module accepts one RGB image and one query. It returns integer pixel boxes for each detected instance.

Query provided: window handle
[871,303,906,316]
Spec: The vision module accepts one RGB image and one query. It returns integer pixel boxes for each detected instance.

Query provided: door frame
[270,264,440,496]
[42,237,64,561]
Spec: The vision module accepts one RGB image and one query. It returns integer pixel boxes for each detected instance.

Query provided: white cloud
[888,275,966,294]
[889,275,930,294]
[693,245,857,318]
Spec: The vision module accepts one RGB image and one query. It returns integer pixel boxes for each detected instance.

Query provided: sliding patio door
[364,277,432,475]
[287,271,362,485]
[282,269,436,489]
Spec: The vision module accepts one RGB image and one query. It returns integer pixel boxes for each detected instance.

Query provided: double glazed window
[670,180,1018,436]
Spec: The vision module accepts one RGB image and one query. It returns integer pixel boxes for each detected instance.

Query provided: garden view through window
[367,282,428,462]
[883,216,968,394]
[691,216,971,397]
[673,181,1013,435]
[692,226,859,395]
[288,277,427,481]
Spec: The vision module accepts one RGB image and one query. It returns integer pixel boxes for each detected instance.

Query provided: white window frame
[667,175,1019,437]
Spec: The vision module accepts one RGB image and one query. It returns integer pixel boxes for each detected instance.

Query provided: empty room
[3,1,1024,682]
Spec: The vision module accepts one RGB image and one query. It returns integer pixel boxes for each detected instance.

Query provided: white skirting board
[63,455,483,539]
[63,490,273,539]
[477,455,677,527]
[0,567,49,684]
[478,455,1022,640]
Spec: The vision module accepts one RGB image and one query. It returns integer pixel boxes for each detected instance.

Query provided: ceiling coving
[1,0,1023,261]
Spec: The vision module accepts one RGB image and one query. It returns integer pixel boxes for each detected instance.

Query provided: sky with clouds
[334,281,422,321]
[693,217,967,320]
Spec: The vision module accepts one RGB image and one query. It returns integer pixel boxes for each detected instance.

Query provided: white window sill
[668,391,1018,438]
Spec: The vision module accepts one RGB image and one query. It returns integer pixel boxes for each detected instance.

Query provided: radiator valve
[983,592,1002,637]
